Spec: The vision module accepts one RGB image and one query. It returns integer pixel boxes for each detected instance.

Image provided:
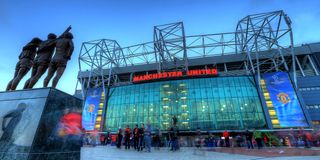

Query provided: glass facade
[105,76,266,132]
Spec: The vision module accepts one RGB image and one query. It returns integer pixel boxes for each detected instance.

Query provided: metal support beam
[224,63,228,72]
[295,56,305,77]
[307,54,319,75]
[154,22,188,72]
[78,11,298,93]
[236,10,295,86]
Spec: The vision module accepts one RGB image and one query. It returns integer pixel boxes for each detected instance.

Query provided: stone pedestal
[0,88,82,160]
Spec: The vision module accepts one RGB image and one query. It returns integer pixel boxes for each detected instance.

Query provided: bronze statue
[43,30,74,88]
[6,38,42,91]
[23,33,57,89]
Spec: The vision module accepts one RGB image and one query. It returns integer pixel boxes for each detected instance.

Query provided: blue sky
[0,0,319,95]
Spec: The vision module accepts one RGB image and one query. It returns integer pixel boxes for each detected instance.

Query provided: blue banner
[82,88,103,131]
[262,72,308,128]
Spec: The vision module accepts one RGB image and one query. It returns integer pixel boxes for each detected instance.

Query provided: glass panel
[104,76,267,132]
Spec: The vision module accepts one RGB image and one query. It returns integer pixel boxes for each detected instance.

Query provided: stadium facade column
[254,74,273,129]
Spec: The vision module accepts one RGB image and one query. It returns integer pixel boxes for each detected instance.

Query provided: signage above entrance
[133,68,218,83]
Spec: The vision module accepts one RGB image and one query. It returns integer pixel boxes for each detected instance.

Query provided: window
[104,76,266,132]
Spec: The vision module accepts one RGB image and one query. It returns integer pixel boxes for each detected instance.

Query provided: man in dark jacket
[170,125,179,151]
[116,128,123,149]
[133,124,139,150]
[244,129,254,149]
[124,125,131,149]
[137,123,144,151]
[105,129,110,145]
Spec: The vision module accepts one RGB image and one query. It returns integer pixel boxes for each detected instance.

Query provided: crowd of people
[111,121,181,152]
[82,117,320,151]
[192,127,320,149]
[83,127,320,151]
[82,121,180,152]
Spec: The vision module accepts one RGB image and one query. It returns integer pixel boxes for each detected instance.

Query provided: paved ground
[81,146,320,160]
[213,147,320,157]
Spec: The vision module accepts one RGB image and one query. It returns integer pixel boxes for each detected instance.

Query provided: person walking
[133,124,139,150]
[105,128,110,146]
[138,123,145,151]
[195,127,202,149]
[171,124,179,151]
[166,131,171,148]
[193,128,206,155]
[168,127,173,150]
[145,122,152,152]
[288,128,296,147]
[222,130,230,147]
[211,134,218,147]
[298,127,306,147]
[253,129,263,149]
[305,131,313,148]
[83,133,90,146]
[235,134,243,147]
[155,127,162,150]
[124,125,132,149]
[116,128,123,149]
[100,133,105,146]
[244,129,254,149]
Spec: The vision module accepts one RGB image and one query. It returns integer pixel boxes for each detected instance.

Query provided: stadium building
[77,10,320,133]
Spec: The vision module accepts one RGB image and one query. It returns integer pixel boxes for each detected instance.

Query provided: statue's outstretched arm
[37,39,57,53]
[64,25,72,34]
[58,26,72,38]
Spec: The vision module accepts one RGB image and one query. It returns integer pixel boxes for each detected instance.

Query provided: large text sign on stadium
[133,68,218,82]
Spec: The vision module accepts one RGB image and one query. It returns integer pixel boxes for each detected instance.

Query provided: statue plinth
[0,88,82,160]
